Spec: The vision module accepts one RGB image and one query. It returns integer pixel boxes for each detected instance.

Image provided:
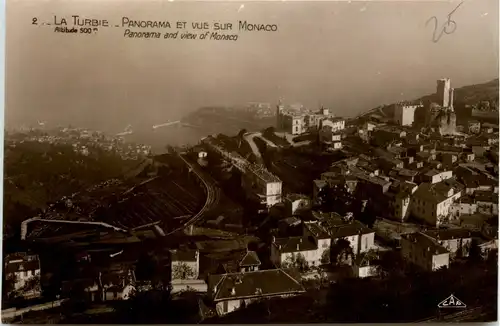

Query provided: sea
[119,125,211,154]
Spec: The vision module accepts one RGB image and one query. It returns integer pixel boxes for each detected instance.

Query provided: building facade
[241,164,282,209]
[4,253,42,299]
[411,180,463,226]
[393,103,423,126]
[401,233,450,271]
[170,249,200,281]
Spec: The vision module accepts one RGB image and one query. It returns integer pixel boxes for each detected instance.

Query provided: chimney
[297,243,300,251]
[272,236,276,244]
[231,287,236,295]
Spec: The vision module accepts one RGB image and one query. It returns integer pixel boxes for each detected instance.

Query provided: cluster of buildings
[6,127,151,161]
[3,77,498,321]
[392,78,457,136]
[201,136,283,211]
[276,104,345,136]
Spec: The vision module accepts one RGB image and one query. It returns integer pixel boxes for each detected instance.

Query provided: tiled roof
[171,249,198,262]
[210,250,261,274]
[4,254,40,274]
[273,236,318,253]
[326,220,374,239]
[475,191,498,203]
[286,193,309,202]
[304,222,330,239]
[5,260,40,274]
[413,179,463,203]
[239,251,261,267]
[207,269,305,302]
[313,179,327,188]
[423,228,473,241]
[306,218,373,240]
[401,232,448,255]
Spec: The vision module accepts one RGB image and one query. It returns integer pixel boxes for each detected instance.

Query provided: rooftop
[212,250,262,273]
[304,221,330,239]
[247,164,281,183]
[413,179,464,203]
[423,228,474,241]
[286,193,310,202]
[273,236,318,253]
[424,169,449,177]
[401,232,448,255]
[394,168,419,177]
[207,269,305,302]
[170,249,198,262]
[326,220,375,239]
[5,254,40,274]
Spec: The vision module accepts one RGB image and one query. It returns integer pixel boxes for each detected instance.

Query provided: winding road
[243,132,278,159]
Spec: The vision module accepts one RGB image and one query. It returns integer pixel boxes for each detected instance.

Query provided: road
[273,131,311,147]
[243,132,278,159]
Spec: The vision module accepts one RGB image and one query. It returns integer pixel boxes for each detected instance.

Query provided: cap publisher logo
[438,294,466,309]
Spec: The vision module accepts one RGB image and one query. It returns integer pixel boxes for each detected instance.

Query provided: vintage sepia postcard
[2,0,498,323]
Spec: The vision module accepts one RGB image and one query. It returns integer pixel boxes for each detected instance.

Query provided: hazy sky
[6,0,499,132]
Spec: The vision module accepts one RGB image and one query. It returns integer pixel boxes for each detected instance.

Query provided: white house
[303,217,376,265]
[4,253,41,299]
[241,164,282,209]
[352,252,379,278]
[284,194,311,216]
[271,236,321,268]
[320,118,345,133]
[319,125,343,148]
[400,232,450,271]
[421,170,453,184]
[422,229,473,259]
[411,179,463,226]
[207,269,305,316]
[170,249,200,281]
[385,181,418,222]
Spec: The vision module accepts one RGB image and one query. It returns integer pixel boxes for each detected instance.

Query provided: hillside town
[2,78,498,323]
[5,127,152,160]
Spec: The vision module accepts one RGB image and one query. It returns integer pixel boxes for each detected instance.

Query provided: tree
[282,253,309,272]
[330,238,354,266]
[172,262,195,280]
[468,238,482,263]
[321,248,331,265]
[294,253,309,271]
